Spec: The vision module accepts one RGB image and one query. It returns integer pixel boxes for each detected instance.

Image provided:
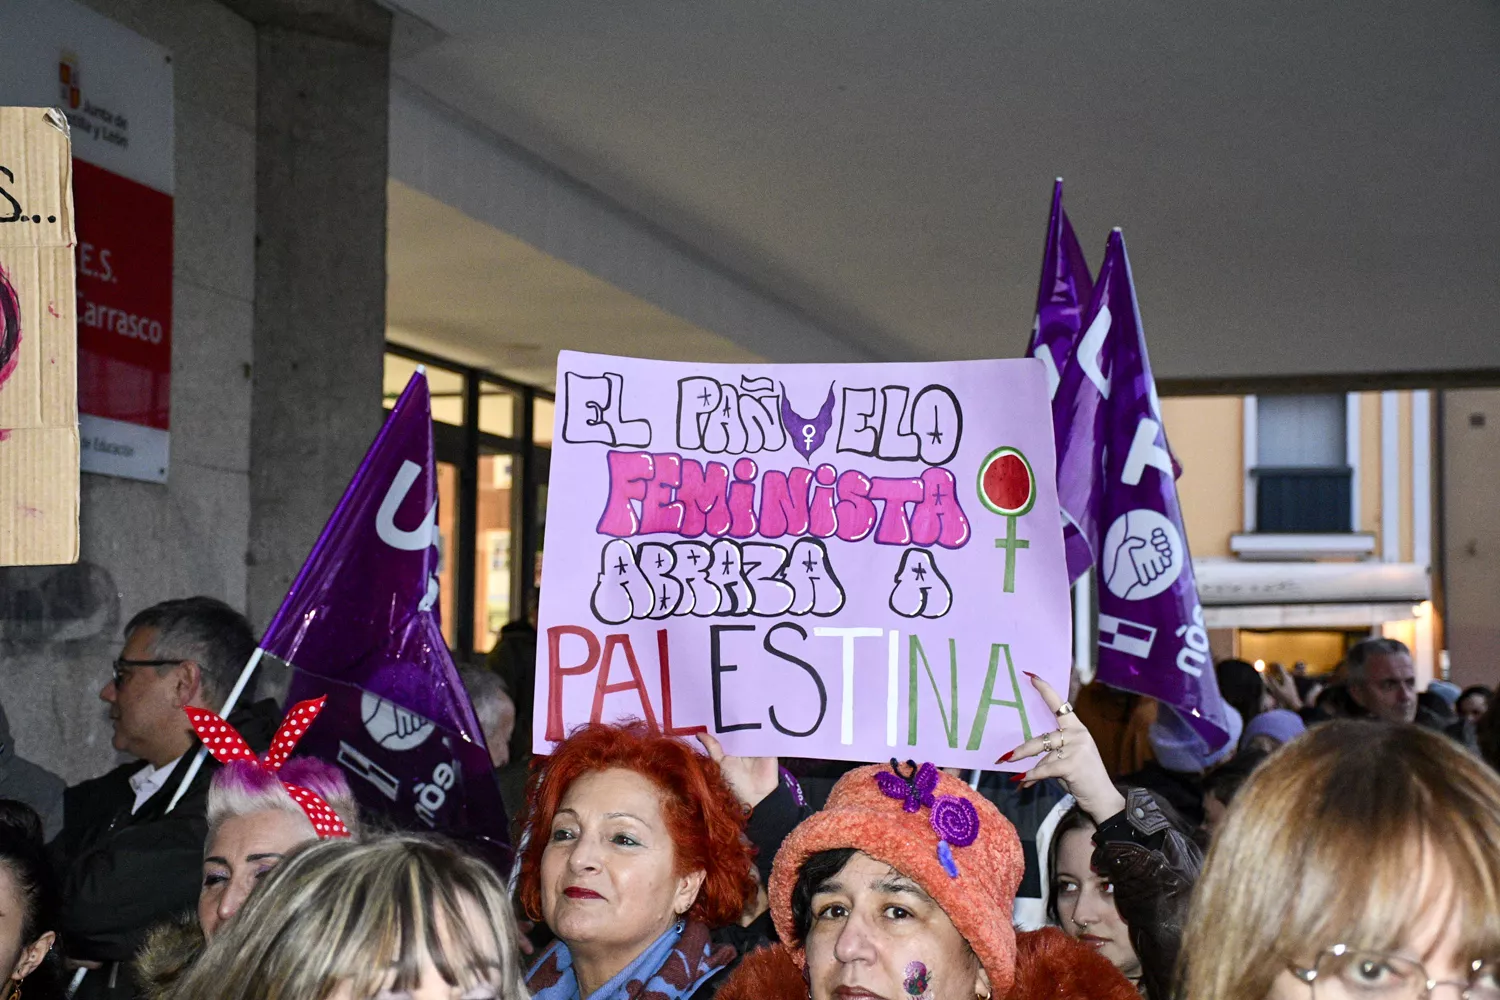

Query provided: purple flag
[1025,180,1095,583]
[273,371,510,861]
[1054,230,1230,748]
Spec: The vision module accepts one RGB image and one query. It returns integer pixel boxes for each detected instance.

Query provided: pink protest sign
[533,351,1072,769]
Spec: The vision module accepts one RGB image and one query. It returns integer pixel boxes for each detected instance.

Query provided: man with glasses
[1345,638,1419,725]
[50,597,280,1000]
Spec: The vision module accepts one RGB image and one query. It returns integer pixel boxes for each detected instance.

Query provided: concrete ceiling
[385,179,763,387]
[383,0,1500,386]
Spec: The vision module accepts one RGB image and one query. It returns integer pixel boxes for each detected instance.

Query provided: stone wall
[0,0,390,784]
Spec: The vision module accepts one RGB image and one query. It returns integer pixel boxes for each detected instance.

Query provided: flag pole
[164,646,266,814]
[1073,570,1095,684]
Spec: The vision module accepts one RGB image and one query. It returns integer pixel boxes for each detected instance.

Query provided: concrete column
[235,1,391,694]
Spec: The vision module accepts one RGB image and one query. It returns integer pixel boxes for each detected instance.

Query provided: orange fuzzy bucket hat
[768,760,1024,993]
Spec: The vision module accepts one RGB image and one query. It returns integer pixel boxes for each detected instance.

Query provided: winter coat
[50,698,280,1000]
[715,928,1141,1000]
[0,700,66,840]
[132,916,203,1000]
[1092,786,1202,1000]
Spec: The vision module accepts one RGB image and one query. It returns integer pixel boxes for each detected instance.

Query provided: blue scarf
[526,920,736,1000]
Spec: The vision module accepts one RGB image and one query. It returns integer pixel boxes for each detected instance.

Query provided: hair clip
[184,697,350,838]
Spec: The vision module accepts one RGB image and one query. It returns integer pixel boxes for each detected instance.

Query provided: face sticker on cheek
[903,961,931,997]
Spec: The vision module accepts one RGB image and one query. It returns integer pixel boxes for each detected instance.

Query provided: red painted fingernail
[996,751,1015,764]
[1010,774,1027,784]
[1024,671,1040,679]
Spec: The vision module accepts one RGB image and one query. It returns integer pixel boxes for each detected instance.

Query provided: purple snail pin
[874,760,980,879]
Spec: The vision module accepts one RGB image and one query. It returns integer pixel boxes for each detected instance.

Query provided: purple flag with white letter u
[1024,180,1095,583]
[1054,230,1230,747]
[271,372,510,861]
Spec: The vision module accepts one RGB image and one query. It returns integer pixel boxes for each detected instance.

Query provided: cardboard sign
[0,107,79,567]
[534,351,1071,769]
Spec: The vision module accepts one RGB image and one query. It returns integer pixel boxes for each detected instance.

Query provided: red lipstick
[562,886,604,900]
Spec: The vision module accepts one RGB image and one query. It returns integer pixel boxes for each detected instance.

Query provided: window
[1254,394,1352,533]
[383,347,553,654]
[474,453,515,653]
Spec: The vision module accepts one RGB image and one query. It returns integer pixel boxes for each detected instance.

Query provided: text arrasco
[534,352,1073,768]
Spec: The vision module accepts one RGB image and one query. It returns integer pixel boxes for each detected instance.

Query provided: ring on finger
[1056,700,1076,717]
[1041,733,1053,753]
[1057,733,1066,750]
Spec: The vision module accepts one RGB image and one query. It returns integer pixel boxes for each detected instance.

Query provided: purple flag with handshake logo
[1053,230,1231,748]
[274,371,510,861]
[1024,180,1095,583]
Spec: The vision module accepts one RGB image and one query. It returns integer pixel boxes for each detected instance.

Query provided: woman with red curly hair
[519,721,758,1000]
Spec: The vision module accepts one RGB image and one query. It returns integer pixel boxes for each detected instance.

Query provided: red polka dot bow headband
[184,696,350,838]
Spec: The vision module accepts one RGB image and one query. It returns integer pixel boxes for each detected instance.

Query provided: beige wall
[1441,389,1500,688]
[1163,391,1428,565]
[1160,396,1243,558]
[1360,393,1382,536]
[1399,392,1413,563]
[1158,389,1458,682]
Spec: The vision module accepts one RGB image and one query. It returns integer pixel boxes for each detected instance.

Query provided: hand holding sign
[696,731,779,810]
[999,673,1125,824]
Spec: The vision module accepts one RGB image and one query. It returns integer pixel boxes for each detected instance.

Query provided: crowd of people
[2,595,1499,1000]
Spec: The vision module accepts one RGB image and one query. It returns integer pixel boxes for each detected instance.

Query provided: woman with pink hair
[134,700,358,998]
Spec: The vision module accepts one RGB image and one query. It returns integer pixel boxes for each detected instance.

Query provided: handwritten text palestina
[596,451,972,548]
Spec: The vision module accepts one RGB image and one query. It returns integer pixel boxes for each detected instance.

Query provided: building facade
[1162,388,1500,689]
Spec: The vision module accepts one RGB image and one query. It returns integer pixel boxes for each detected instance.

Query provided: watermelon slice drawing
[977,446,1036,517]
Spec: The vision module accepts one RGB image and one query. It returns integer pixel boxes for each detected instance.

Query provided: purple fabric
[1025,180,1096,583]
[1052,230,1231,749]
[271,372,509,860]
[1241,708,1306,748]
[1150,704,1242,772]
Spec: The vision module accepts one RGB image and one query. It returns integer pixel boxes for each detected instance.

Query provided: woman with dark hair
[0,800,65,1000]
[1048,805,1142,990]
[517,721,758,1000]
[1014,676,1202,999]
[1457,685,1492,725]
[1216,659,1271,727]
[714,756,1136,1000]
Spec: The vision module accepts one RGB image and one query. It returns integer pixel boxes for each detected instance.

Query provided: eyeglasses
[1291,945,1500,1000]
[110,658,187,688]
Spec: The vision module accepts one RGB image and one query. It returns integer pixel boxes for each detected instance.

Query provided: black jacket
[1092,786,1203,1000]
[486,619,537,765]
[50,698,280,1000]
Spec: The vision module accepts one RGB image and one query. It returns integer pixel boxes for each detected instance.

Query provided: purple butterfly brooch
[875,760,980,878]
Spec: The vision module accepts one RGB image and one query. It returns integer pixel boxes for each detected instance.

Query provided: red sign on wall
[0,0,175,482]
[73,157,171,433]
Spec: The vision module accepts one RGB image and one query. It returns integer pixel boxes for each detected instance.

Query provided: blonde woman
[1182,720,1500,1000]
[168,835,528,1000]
[135,757,361,998]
